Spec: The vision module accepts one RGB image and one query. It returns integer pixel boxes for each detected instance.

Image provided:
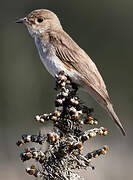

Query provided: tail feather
[106,104,126,136]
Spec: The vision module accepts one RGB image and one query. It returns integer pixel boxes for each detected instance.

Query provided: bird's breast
[34,36,81,83]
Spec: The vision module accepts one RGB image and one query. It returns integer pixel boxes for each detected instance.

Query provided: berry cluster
[16,71,109,180]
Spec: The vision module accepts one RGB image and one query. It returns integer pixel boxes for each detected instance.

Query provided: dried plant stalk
[16,71,109,180]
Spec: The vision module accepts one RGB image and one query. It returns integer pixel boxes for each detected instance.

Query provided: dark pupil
[37,18,43,23]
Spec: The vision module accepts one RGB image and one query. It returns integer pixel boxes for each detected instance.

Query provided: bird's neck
[34,32,50,47]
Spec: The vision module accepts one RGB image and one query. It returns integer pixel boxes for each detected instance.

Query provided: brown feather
[49,30,110,103]
[49,30,126,135]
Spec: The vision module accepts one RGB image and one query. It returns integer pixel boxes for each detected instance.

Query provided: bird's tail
[106,103,126,136]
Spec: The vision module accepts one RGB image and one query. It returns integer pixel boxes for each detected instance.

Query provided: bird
[16,9,126,135]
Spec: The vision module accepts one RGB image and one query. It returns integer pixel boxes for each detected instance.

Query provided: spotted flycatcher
[16,9,125,135]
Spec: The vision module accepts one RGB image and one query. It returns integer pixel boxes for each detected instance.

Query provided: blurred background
[0,0,133,179]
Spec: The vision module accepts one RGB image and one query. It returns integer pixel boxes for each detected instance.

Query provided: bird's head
[16,9,63,37]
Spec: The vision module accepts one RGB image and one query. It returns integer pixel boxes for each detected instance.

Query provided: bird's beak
[16,17,28,24]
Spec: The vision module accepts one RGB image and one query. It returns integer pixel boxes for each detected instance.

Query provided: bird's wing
[49,30,111,104]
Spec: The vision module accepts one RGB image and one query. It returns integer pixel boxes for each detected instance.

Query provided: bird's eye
[37,18,44,23]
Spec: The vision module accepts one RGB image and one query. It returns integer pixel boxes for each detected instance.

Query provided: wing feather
[49,30,111,103]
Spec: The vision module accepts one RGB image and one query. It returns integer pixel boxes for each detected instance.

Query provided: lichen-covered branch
[16,71,109,180]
